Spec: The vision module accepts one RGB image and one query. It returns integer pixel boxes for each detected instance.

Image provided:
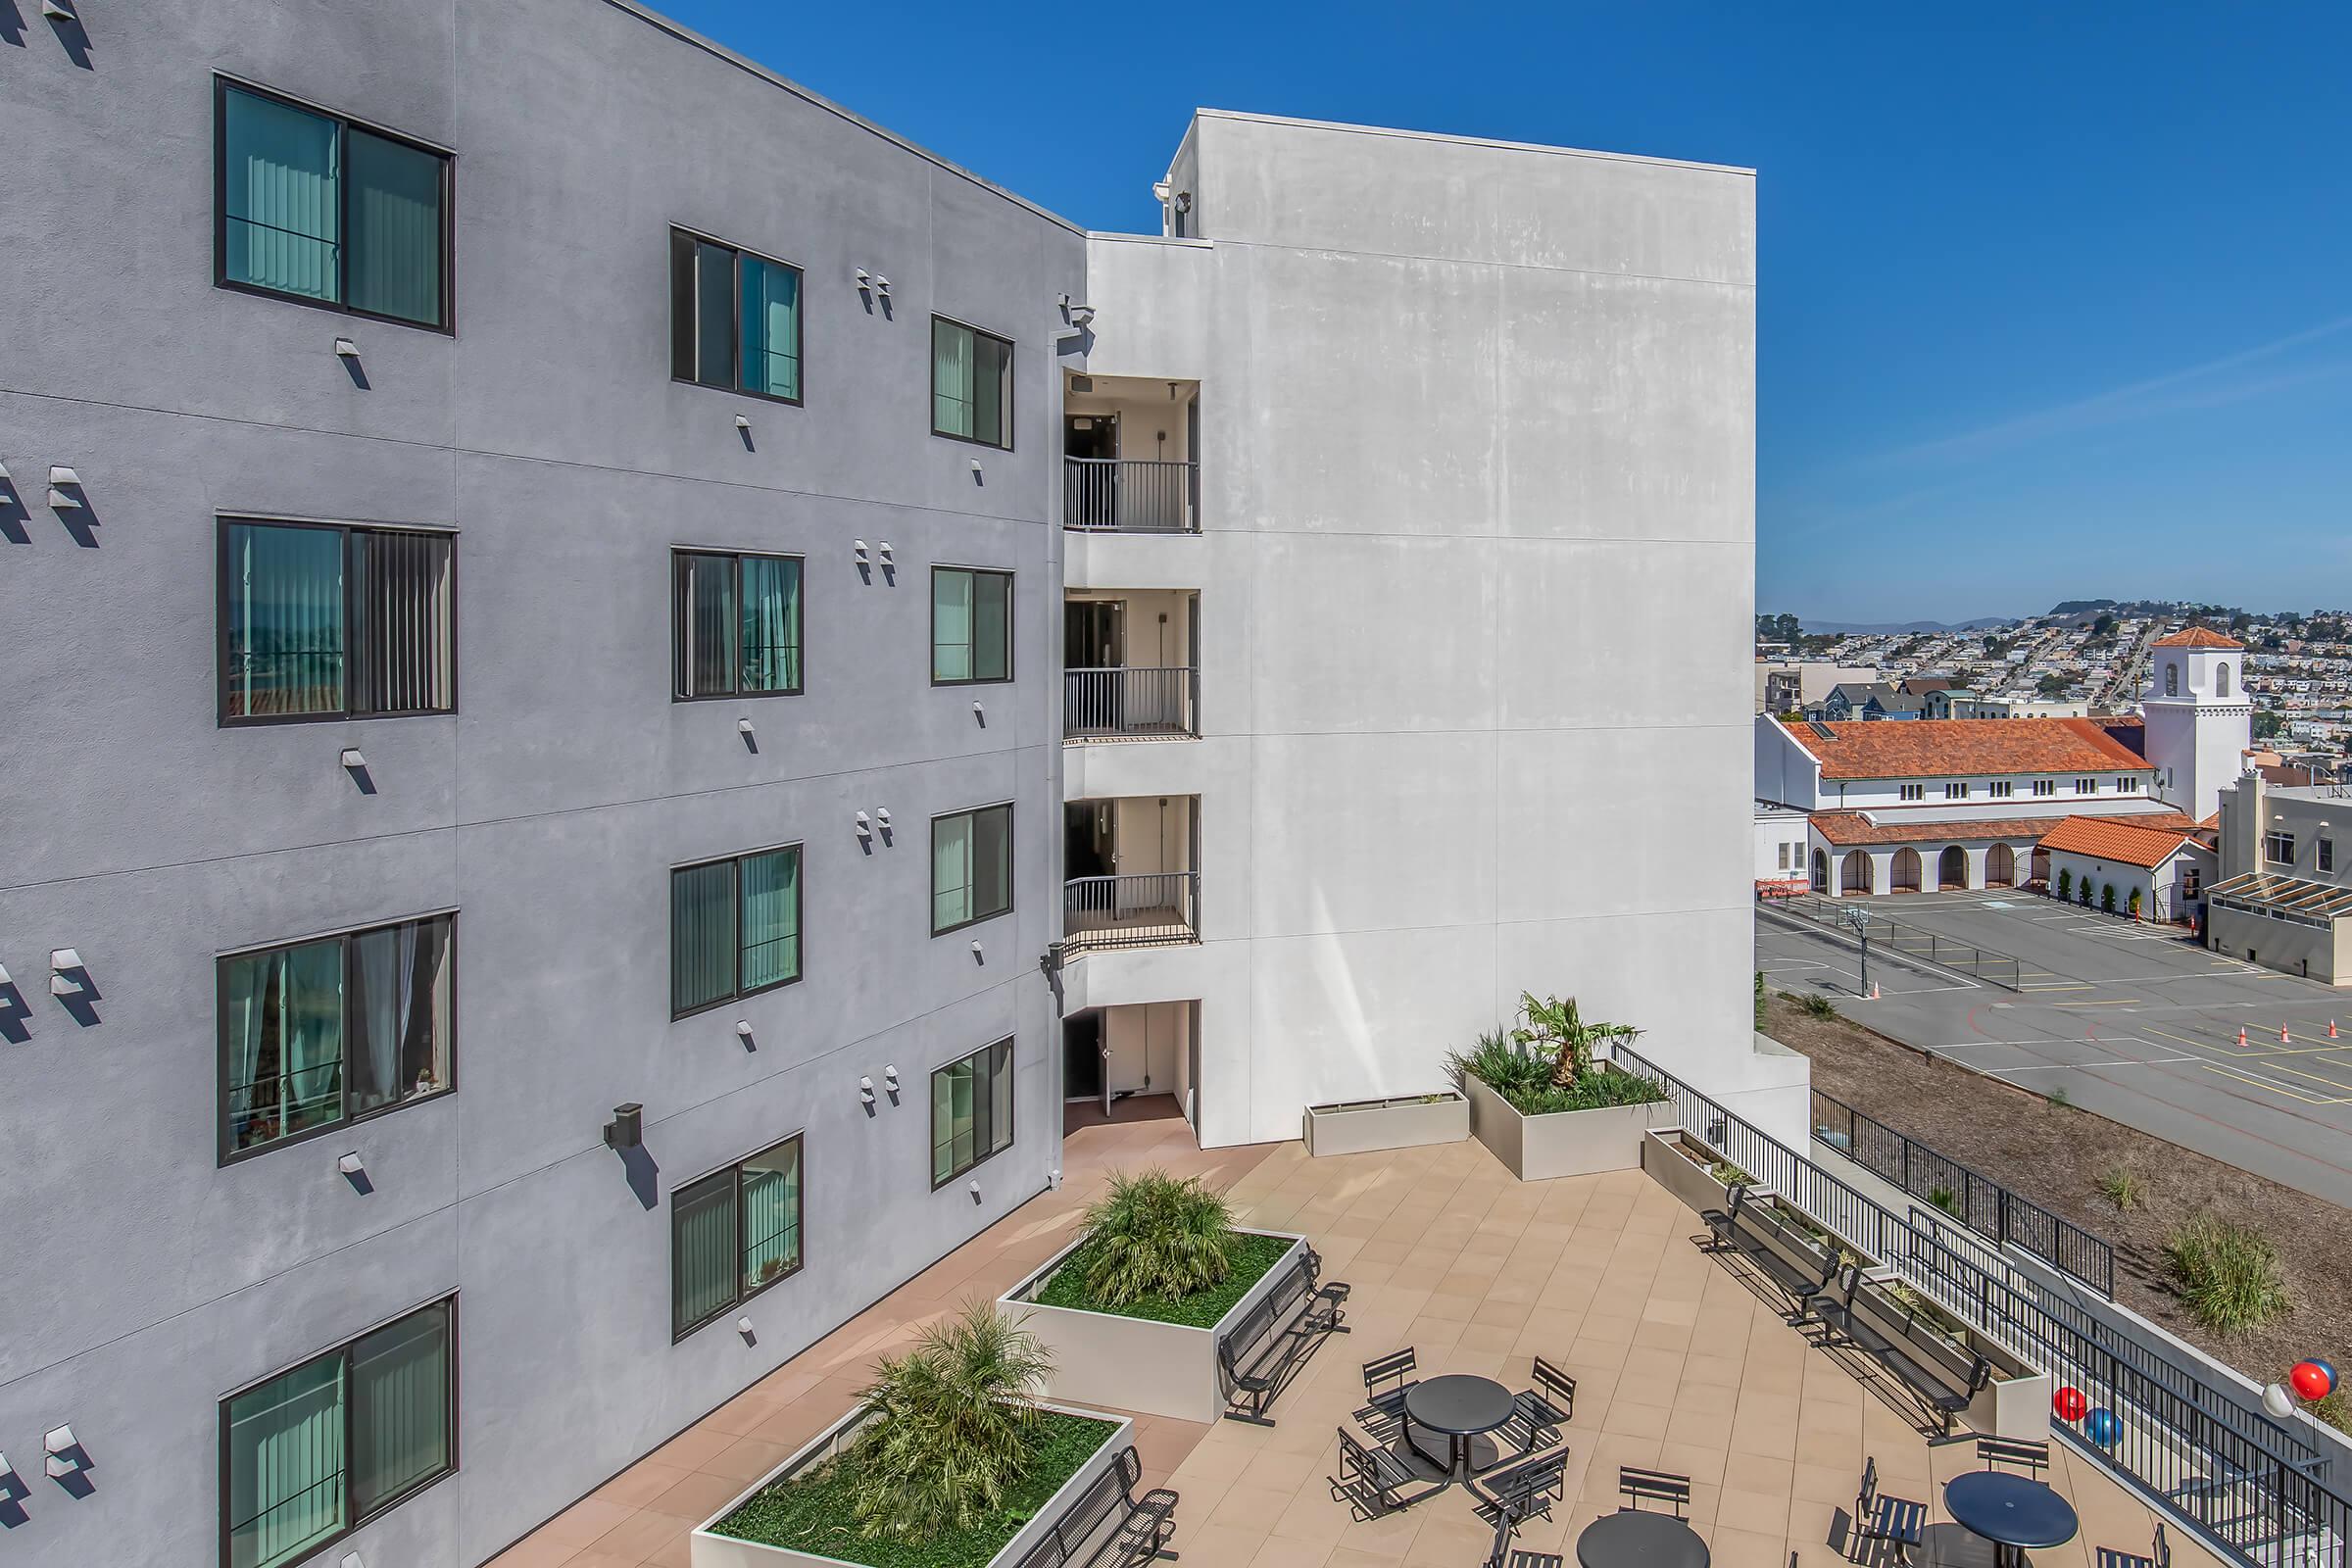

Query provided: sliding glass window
[672,1135,804,1339]
[931,566,1012,685]
[931,317,1013,449]
[670,229,804,403]
[220,518,455,724]
[932,804,1013,935]
[673,551,803,700]
[219,914,455,1163]
[217,79,450,329]
[671,846,803,1017]
[932,1039,1014,1187]
[222,1297,455,1568]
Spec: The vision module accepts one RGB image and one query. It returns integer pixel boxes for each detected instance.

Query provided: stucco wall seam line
[1205,236,1755,292]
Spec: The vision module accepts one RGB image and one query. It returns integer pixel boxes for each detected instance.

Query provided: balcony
[1064,871,1199,953]
[1064,666,1199,740]
[1063,458,1199,533]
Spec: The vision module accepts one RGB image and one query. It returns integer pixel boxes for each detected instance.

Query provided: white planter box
[998,1228,1307,1423]
[1641,1129,1743,1213]
[691,1400,1133,1568]
[1302,1091,1469,1156]
[1464,1074,1668,1181]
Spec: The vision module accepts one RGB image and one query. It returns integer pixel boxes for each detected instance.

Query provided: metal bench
[1815,1268,1993,1438]
[1701,1180,1757,1250]
[1725,1196,1841,1325]
[1853,1455,1926,1565]
[1329,1425,1444,1519]
[1617,1465,1691,1517]
[1355,1348,1418,1443]
[1978,1435,2049,1475]
[1501,1355,1576,1452]
[1217,1254,1346,1425]
[1809,1265,1894,1357]
[1875,1340,1991,1439]
[1013,1446,1176,1568]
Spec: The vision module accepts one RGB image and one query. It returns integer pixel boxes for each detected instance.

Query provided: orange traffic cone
[2282,1023,2292,1045]
[2331,1020,2340,1040]
[2237,1027,2248,1048]
[1870,983,1882,1001]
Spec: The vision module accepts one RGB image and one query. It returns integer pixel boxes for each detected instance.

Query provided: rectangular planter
[1642,1129,1749,1214]
[998,1227,1307,1423]
[1302,1091,1469,1156]
[691,1400,1134,1568]
[1464,1073,1668,1181]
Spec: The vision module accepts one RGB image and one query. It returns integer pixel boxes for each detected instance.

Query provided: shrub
[2101,883,2118,913]
[1446,1029,1664,1116]
[2097,1163,2143,1210]
[1754,970,1767,1030]
[1511,992,1642,1087]
[2048,1084,2072,1108]
[1800,993,1839,1020]
[2316,1387,2351,1437]
[1080,1170,1239,1306]
[849,1301,1054,1541]
[2079,880,2092,906]
[2164,1216,2290,1333]
[2056,868,2073,901]
[1928,1186,1959,1216]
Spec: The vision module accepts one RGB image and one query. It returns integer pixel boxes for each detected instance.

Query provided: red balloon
[2054,1386,2089,1422]
[2291,1361,2334,1401]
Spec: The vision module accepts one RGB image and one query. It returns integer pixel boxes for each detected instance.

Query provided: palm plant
[848,1300,1054,1541]
[1080,1169,1240,1306]
[1510,992,1642,1087]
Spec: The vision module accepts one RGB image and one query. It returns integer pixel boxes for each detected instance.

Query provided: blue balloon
[2317,1358,2340,1395]
[2085,1407,2120,1446]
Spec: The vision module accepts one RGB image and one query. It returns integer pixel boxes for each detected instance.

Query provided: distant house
[1819,683,1925,721]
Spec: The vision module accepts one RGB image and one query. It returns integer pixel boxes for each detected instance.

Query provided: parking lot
[1758,889,2352,1207]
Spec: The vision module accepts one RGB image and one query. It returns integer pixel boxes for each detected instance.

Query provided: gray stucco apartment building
[0,4,1779,1563]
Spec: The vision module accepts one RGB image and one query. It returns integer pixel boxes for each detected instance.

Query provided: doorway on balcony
[1061,1003,1199,1137]
[1063,796,1200,953]
[1064,591,1199,741]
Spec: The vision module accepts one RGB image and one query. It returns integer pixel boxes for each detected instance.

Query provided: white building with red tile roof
[2141,626,2254,821]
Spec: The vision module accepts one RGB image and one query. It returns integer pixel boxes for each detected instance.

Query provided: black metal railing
[1764,892,2025,990]
[1063,666,1199,739]
[1617,1043,2349,1567]
[1811,1090,2116,1297]
[1063,458,1200,533]
[1063,871,1199,954]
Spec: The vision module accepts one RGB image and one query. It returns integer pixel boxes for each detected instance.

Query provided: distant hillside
[1800,616,2014,636]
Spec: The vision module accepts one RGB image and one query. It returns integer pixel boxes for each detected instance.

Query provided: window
[673,552,803,700]
[2076,778,2098,794]
[2119,776,2139,792]
[669,229,803,402]
[2165,662,2180,697]
[1988,781,2012,799]
[220,519,455,723]
[2033,779,2057,797]
[2324,840,2336,874]
[2267,831,2296,865]
[2183,867,2201,899]
[1777,843,1789,871]
[672,1135,803,1339]
[1945,783,1970,800]
[932,1038,1013,1187]
[670,846,803,1018]
[220,914,454,1163]
[932,567,1013,684]
[932,317,1013,448]
[1899,784,1924,802]
[217,80,450,330]
[933,803,1013,934]
[221,1297,455,1568]
[2217,662,2232,698]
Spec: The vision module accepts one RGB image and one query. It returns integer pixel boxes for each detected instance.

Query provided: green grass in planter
[717,1411,1116,1568]
[1034,1231,1293,1327]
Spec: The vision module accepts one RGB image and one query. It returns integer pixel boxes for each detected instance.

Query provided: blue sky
[656,1,2352,625]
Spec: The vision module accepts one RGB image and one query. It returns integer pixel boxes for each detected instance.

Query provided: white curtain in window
[933,814,973,931]
[739,1145,800,1291]
[934,318,975,437]
[739,849,799,991]
[225,1356,345,1568]
[933,570,973,681]
[739,556,799,694]
[673,1175,738,1332]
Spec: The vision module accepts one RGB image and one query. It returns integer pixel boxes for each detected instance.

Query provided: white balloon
[2264,1382,2296,1419]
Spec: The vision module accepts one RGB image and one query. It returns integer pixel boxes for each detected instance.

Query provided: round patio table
[1403,1374,1514,1480]
[1576,1509,1710,1568]
[1944,1471,2079,1568]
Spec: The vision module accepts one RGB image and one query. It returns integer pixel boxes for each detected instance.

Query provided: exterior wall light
[859,1076,875,1105]
[48,466,78,487]
[969,458,982,473]
[877,542,893,564]
[873,276,890,294]
[340,748,366,769]
[970,939,984,958]
[736,1316,755,1337]
[856,269,871,288]
[338,1152,365,1177]
[874,808,891,830]
[735,1019,754,1041]
[734,414,751,431]
[603,1103,643,1150]
[855,810,872,838]
[333,338,359,359]
[967,1180,982,1200]
[41,1,76,19]
[51,950,86,993]
[884,1065,899,1092]
[737,718,754,737]
[0,964,11,987]
[342,1553,368,1568]
[43,1427,78,1479]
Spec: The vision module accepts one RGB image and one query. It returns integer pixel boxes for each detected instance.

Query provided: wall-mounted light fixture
[884,1064,900,1093]
[856,268,871,288]
[47,466,82,510]
[875,808,892,831]
[736,1315,755,1337]
[967,1180,982,1200]
[854,539,869,564]
[734,414,751,432]
[49,466,78,487]
[873,276,891,295]
[333,338,359,359]
[969,458,982,473]
[972,700,984,717]
[859,1075,875,1105]
[737,718,754,737]
[855,810,872,841]
[340,748,366,770]
[342,1552,367,1568]
[0,964,11,988]
[735,1020,754,1043]
[42,1427,78,1481]
[604,1102,643,1151]
[49,950,85,995]
[877,541,893,565]
[40,0,76,20]
[1069,304,1096,326]
[338,1152,365,1177]
[970,939,984,958]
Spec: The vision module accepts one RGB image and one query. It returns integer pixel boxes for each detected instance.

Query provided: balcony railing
[1064,666,1199,740]
[1064,871,1199,953]
[1063,458,1200,533]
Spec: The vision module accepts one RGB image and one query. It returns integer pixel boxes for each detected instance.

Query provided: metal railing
[1765,892,2024,990]
[1617,1044,2348,1567]
[1063,458,1200,533]
[1064,666,1199,739]
[1810,1090,2116,1297]
[1063,871,1199,954]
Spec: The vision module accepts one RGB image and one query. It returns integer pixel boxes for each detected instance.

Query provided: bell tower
[2141,627,2251,821]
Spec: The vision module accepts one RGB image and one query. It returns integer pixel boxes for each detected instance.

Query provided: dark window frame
[668,226,806,408]
[215,912,459,1168]
[929,564,1016,688]
[213,75,456,335]
[929,1038,1015,1190]
[216,1295,460,1568]
[930,802,1015,937]
[668,843,806,1020]
[670,548,807,703]
[929,315,1016,451]
[670,1133,806,1341]
[216,515,460,727]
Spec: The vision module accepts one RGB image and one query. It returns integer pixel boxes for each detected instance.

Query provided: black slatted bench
[1217,1251,1347,1425]
[1013,1446,1175,1568]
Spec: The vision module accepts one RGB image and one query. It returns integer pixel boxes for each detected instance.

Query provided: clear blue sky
[656,1,2352,625]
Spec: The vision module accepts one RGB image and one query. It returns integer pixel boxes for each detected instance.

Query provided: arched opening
[1938,846,1969,890]
[2217,662,2232,698]
[1812,849,1830,893]
[1891,848,1923,893]
[2031,847,2051,885]
[1840,850,1874,894]
[2165,662,2179,697]
[1987,844,2016,888]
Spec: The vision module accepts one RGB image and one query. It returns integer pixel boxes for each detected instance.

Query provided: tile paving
[494,1112,2219,1568]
